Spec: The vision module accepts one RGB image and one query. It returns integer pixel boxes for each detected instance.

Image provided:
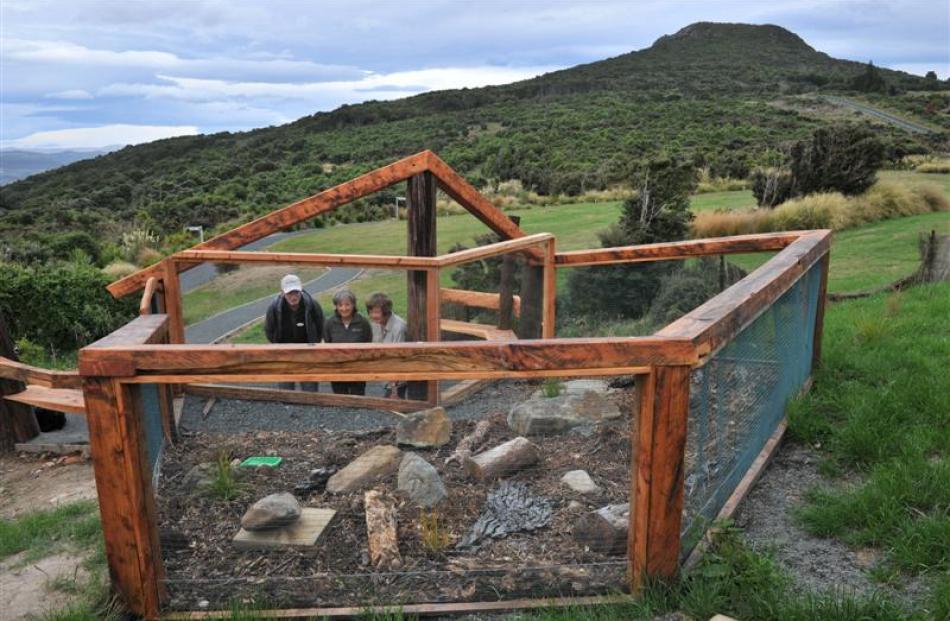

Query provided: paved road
[185,266,362,343]
[825,96,934,134]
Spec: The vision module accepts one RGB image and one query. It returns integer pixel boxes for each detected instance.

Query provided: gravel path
[824,96,934,134]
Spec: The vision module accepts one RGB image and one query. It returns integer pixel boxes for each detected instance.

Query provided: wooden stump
[0,312,39,452]
[364,490,401,570]
[463,436,539,481]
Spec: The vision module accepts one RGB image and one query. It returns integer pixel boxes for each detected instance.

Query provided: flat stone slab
[233,507,336,550]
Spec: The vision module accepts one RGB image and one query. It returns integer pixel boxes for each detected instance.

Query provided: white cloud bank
[2,124,199,150]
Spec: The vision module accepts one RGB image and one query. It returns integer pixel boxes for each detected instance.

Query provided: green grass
[0,500,101,561]
[788,283,949,582]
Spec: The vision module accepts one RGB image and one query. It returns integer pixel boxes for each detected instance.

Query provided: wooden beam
[656,230,831,357]
[426,269,441,405]
[107,151,432,298]
[437,233,553,267]
[77,337,695,380]
[406,171,437,401]
[0,356,82,389]
[424,151,531,245]
[440,288,522,317]
[542,238,556,339]
[440,379,490,406]
[164,594,634,619]
[182,383,428,413]
[139,277,158,316]
[556,231,803,268]
[83,378,164,619]
[518,262,544,339]
[81,315,169,377]
[440,319,517,341]
[631,366,691,589]
[173,249,438,270]
[161,260,185,346]
[4,386,85,415]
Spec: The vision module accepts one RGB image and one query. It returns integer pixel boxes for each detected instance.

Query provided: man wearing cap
[264,274,325,391]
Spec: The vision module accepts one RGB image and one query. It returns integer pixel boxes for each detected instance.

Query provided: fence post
[497,216,519,331]
[84,377,164,619]
[407,171,437,401]
[811,251,830,372]
[542,238,556,339]
[630,365,691,589]
[425,267,441,405]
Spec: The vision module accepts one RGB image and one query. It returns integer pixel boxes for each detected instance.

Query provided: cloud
[45,89,94,100]
[2,124,199,150]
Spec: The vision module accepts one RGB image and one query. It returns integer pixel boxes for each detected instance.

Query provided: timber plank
[555,231,803,267]
[5,386,86,415]
[437,233,553,267]
[440,319,517,341]
[107,152,431,298]
[78,337,696,379]
[441,288,522,317]
[183,383,427,413]
[0,356,82,389]
[173,250,438,270]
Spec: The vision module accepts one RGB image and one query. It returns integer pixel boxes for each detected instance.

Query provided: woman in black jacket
[323,288,372,394]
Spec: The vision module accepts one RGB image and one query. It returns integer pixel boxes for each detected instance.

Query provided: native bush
[789,125,885,197]
[751,167,795,207]
[647,258,747,325]
[0,260,136,355]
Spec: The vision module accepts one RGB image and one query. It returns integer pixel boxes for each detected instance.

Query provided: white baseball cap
[281,274,303,294]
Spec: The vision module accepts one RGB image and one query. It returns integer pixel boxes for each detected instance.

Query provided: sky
[2,0,948,151]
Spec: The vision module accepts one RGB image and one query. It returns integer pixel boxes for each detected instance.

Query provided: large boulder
[396,407,452,448]
[326,445,402,494]
[507,379,622,435]
[240,492,301,531]
[463,436,540,481]
[397,453,447,508]
[573,503,629,554]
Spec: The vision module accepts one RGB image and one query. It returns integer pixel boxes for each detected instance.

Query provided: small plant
[541,378,563,398]
[418,509,451,555]
[207,451,242,501]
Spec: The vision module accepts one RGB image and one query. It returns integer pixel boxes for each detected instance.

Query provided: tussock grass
[915,159,950,174]
[692,180,948,237]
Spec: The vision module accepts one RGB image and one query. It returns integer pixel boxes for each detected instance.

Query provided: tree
[565,157,697,320]
[789,125,885,196]
[850,61,887,93]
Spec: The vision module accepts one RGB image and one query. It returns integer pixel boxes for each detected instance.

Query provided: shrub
[0,261,136,355]
[647,259,747,325]
[789,125,885,197]
[135,247,164,267]
[915,159,950,174]
[750,167,794,207]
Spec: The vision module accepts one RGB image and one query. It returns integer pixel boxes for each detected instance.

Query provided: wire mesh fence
[680,262,823,556]
[155,374,636,611]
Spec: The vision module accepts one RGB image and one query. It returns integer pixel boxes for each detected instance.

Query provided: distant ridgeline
[0,22,944,254]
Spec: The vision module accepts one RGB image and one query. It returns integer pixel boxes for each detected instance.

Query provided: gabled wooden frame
[1,151,832,620]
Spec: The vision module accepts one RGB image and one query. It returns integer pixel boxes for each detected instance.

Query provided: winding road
[180,231,364,344]
[824,96,934,134]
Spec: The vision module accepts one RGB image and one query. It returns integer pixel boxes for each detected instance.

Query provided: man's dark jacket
[264,291,324,344]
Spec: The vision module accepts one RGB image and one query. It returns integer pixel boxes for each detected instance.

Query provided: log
[407,171,437,402]
[445,419,492,466]
[0,312,39,452]
[364,490,401,570]
[573,503,629,555]
[463,436,539,481]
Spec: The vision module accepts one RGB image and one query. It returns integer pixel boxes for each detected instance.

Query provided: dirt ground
[0,453,98,621]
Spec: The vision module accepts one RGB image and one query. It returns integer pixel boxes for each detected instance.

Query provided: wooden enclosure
[0,151,831,619]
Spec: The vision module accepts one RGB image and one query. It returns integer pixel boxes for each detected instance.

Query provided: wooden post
[497,216,519,331]
[0,312,39,452]
[630,366,691,589]
[811,251,830,372]
[407,171,437,401]
[84,377,164,619]
[518,243,543,340]
[542,238,556,339]
[161,260,184,345]
[425,268,441,404]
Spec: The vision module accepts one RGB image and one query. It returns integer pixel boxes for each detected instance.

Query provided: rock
[293,466,338,497]
[573,503,629,555]
[507,379,622,435]
[240,492,301,531]
[463,436,540,481]
[567,500,585,511]
[397,453,447,508]
[396,407,452,448]
[326,445,402,494]
[561,470,601,495]
[181,463,217,493]
[457,481,553,548]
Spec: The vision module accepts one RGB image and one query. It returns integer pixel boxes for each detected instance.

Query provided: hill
[0,22,944,260]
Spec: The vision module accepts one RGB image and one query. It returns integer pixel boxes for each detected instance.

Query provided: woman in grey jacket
[323,289,372,395]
